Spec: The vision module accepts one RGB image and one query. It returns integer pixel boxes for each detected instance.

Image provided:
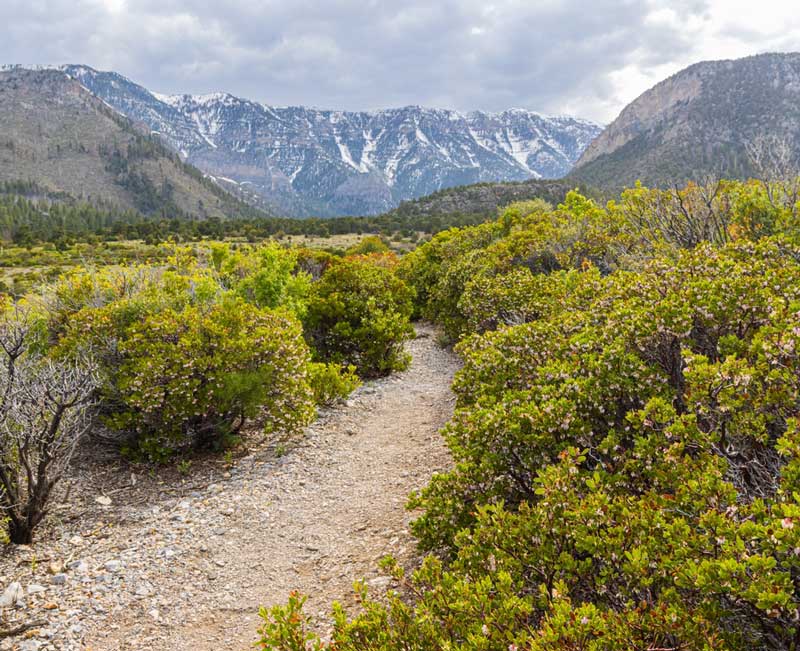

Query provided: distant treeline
[0,191,496,246]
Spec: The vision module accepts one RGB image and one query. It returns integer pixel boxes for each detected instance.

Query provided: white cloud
[1,0,798,122]
[603,0,800,121]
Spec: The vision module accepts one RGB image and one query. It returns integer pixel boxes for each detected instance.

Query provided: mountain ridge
[0,67,263,219]
[571,52,800,189]
[54,64,601,217]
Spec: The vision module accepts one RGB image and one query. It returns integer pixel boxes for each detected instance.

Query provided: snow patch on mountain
[58,64,602,217]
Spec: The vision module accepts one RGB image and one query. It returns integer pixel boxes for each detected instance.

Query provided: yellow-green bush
[307,362,361,406]
[304,256,415,377]
[345,235,390,256]
[114,297,315,459]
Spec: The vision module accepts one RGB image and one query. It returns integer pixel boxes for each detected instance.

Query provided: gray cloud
[1,0,792,121]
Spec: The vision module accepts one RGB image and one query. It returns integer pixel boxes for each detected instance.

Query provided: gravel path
[0,324,459,650]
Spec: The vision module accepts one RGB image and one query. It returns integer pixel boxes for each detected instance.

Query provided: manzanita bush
[259,179,800,650]
[304,254,415,378]
[41,242,414,461]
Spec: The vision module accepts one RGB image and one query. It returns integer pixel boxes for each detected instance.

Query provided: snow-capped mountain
[62,65,601,216]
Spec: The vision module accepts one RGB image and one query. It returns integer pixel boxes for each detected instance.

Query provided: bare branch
[0,305,98,543]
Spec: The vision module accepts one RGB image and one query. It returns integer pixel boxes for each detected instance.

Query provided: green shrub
[398,194,625,341]
[307,362,360,406]
[66,295,315,461]
[50,256,318,461]
[212,242,312,317]
[303,257,415,377]
[398,222,502,335]
[345,235,390,256]
[294,248,336,280]
[259,183,800,650]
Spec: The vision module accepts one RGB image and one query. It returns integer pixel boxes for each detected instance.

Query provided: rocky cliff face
[572,53,800,189]
[63,65,601,216]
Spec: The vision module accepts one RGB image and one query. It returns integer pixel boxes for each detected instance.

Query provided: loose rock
[0,582,24,607]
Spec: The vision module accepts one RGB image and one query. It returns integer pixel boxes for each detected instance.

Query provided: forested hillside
[0,68,263,219]
[384,177,580,222]
[0,178,578,246]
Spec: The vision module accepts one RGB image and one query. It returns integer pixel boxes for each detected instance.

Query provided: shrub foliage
[304,255,415,378]
[19,242,414,463]
[259,178,800,650]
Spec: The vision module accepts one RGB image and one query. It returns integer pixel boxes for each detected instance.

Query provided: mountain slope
[387,178,578,221]
[62,65,601,217]
[0,67,263,219]
[572,52,800,189]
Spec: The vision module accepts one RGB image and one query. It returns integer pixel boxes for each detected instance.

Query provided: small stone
[0,582,24,607]
[47,561,63,575]
[134,583,151,597]
[51,574,68,586]
[26,583,46,594]
[95,495,112,506]
[68,559,89,574]
[19,640,40,651]
[104,560,123,573]
[68,535,83,546]
[367,576,391,589]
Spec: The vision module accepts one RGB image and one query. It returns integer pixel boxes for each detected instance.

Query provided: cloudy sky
[4,0,800,122]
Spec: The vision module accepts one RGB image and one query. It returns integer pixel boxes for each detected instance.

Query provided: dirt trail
[34,324,456,650]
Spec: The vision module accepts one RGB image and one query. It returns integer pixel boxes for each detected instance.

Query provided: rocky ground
[0,325,459,650]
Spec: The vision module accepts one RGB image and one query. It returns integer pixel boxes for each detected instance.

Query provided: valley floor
[0,325,459,651]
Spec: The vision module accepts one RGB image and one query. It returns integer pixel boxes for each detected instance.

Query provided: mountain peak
[21,64,600,217]
[0,66,263,218]
[572,52,800,188]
